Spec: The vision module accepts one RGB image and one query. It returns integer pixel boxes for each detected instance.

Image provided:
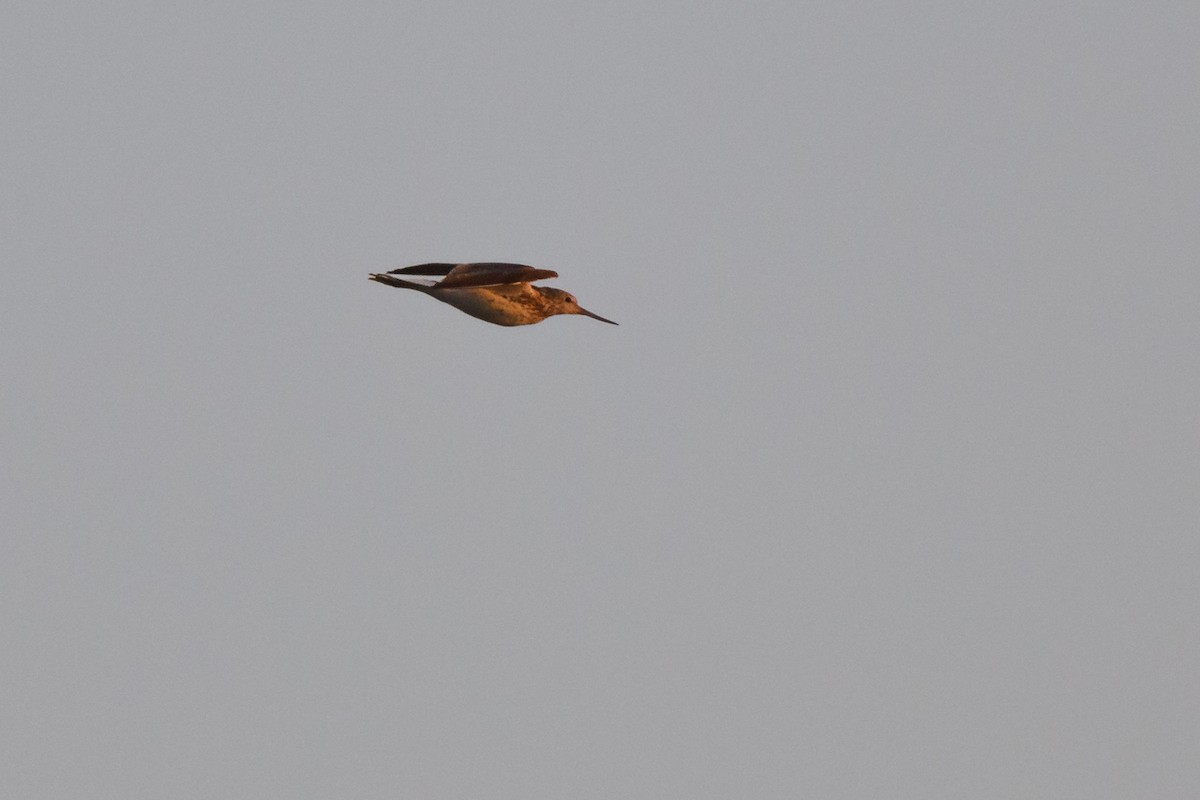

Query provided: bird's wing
[386,263,459,276]
[434,262,559,289]
[370,273,438,289]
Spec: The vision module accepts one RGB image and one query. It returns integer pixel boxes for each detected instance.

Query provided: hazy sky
[4,2,1199,797]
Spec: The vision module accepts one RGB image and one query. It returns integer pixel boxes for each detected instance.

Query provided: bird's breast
[432,286,546,326]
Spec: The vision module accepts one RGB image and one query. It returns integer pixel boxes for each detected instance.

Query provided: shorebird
[369,262,618,327]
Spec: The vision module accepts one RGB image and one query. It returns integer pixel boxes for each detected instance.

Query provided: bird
[369,262,618,327]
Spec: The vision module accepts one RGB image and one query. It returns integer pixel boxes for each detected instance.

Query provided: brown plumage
[369,262,618,327]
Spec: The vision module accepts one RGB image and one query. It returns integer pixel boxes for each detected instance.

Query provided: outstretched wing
[437,262,560,289]
[369,273,438,290]
[386,262,558,289]
[387,263,458,277]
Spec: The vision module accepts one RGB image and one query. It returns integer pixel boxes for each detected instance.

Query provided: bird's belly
[433,287,541,326]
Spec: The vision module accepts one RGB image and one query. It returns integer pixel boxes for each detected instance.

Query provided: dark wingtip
[387,263,458,276]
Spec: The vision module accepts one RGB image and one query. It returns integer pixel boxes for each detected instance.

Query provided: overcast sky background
[3,2,1199,797]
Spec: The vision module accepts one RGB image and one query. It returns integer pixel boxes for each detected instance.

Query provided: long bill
[579,307,618,325]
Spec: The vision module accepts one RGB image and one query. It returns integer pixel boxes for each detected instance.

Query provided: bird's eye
[566,297,575,303]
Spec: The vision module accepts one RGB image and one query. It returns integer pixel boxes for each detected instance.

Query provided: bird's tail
[368,273,436,291]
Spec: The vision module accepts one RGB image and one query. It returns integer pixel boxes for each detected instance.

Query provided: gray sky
[4,2,1199,797]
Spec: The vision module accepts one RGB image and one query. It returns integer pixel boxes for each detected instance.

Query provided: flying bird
[369,262,618,327]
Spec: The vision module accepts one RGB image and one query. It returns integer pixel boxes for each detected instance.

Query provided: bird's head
[538,287,618,325]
